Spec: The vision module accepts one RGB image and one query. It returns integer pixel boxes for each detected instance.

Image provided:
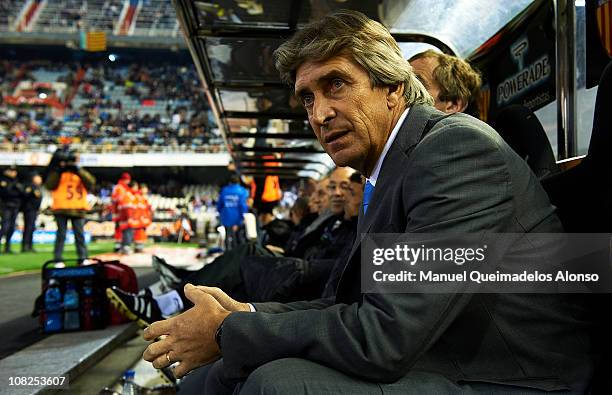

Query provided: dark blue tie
[363,180,375,215]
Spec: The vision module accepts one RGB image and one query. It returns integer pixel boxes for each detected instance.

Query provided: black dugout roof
[172,0,535,179]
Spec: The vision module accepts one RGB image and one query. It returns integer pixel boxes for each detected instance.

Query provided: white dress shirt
[366,108,410,186]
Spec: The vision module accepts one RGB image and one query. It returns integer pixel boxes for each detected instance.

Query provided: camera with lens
[48,147,78,173]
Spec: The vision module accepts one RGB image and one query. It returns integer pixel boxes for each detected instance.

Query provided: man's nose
[312,96,335,127]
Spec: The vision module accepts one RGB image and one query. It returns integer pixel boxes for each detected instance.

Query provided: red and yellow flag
[597,0,612,57]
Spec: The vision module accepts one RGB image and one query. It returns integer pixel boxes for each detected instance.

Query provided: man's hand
[194,285,251,312]
[142,284,231,378]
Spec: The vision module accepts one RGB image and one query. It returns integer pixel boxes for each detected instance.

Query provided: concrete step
[0,322,139,395]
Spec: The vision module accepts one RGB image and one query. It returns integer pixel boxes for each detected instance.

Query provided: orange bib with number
[51,172,90,211]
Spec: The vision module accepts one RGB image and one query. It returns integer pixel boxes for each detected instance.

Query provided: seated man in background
[320,171,362,297]
[256,203,293,250]
[284,177,328,253]
[409,49,482,118]
[411,50,558,179]
[308,177,329,214]
[290,167,352,260]
[241,168,362,302]
[289,196,315,230]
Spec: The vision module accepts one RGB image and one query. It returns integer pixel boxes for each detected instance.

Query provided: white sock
[154,290,184,318]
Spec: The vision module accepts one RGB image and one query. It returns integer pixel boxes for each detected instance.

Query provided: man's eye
[331,78,344,90]
[302,95,314,107]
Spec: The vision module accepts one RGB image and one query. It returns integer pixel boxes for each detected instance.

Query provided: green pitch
[0,241,115,276]
[0,241,200,276]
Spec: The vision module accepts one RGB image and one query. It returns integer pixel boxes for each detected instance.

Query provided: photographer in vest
[45,147,96,264]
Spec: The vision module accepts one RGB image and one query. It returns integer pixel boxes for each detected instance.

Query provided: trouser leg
[22,210,37,251]
[176,363,214,395]
[225,226,237,250]
[122,228,134,252]
[54,214,68,261]
[114,222,122,252]
[134,228,146,252]
[204,359,243,395]
[71,217,87,261]
[238,358,569,395]
[2,207,18,252]
[0,208,7,248]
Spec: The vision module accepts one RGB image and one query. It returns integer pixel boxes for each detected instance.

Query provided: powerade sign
[472,1,556,121]
[10,230,92,245]
[496,38,552,106]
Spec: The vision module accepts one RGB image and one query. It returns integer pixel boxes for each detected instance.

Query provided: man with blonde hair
[143,10,591,394]
[409,49,482,117]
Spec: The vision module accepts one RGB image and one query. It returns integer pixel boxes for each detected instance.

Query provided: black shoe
[106,287,162,329]
[152,255,190,290]
[160,366,177,384]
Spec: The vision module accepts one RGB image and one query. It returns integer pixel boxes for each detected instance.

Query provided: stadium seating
[133,0,180,37]
[0,0,24,31]
[0,60,224,153]
[35,0,122,33]
[1,0,181,37]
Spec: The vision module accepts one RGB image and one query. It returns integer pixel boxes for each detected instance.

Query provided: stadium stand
[30,0,122,33]
[0,59,223,153]
[0,0,181,38]
[0,0,23,31]
[133,0,180,37]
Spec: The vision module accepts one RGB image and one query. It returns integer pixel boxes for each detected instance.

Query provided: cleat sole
[106,288,150,329]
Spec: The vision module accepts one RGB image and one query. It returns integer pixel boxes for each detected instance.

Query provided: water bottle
[122,370,138,395]
[81,281,96,330]
[44,279,63,332]
[63,282,80,330]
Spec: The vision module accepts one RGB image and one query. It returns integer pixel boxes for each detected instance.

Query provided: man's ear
[386,83,405,109]
[442,98,468,114]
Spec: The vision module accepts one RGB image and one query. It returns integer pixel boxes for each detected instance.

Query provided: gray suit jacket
[219,105,593,391]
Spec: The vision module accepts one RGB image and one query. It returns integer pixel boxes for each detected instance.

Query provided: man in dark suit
[21,172,43,253]
[0,165,23,254]
[143,10,593,393]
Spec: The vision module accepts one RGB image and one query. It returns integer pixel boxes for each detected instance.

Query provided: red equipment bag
[103,260,138,325]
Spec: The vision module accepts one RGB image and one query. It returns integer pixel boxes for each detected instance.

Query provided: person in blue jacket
[216,175,248,249]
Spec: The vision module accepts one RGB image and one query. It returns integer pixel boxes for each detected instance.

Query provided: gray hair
[274,10,433,107]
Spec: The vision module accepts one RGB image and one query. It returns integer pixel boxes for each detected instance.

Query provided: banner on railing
[0,152,230,167]
[10,230,92,245]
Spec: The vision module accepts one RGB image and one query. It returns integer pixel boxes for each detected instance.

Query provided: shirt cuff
[247,303,256,312]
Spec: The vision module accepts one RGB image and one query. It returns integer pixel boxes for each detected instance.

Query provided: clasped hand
[142,284,250,378]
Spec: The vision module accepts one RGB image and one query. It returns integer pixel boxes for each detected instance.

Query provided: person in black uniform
[0,165,23,254]
[21,172,43,253]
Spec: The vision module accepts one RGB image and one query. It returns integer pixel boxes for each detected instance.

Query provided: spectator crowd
[0,59,224,153]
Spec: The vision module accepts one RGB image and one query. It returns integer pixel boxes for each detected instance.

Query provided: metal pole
[555,0,577,159]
